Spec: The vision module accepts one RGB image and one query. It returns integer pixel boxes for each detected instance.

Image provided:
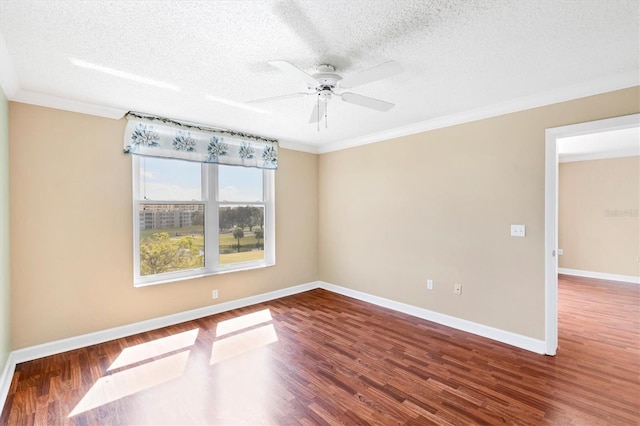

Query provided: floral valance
[123,112,278,170]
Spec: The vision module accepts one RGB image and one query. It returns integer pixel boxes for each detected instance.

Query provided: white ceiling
[558,126,640,163]
[0,0,638,153]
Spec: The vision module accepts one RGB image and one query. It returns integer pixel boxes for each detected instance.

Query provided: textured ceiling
[0,0,638,152]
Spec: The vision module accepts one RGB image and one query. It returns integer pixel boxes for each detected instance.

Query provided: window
[133,156,275,286]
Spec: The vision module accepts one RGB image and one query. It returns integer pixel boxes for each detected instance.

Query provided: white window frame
[132,156,275,287]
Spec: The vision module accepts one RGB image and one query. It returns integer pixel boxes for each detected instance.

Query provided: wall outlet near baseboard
[427,279,433,290]
[212,289,219,299]
[454,283,462,295]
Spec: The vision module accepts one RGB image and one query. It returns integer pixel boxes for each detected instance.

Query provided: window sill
[134,261,275,287]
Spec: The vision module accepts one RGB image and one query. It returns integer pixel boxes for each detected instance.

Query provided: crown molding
[317,70,640,154]
[12,89,126,119]
[278,139,320,154]
[4,70,638,151]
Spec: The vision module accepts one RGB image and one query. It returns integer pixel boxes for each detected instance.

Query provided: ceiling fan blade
[308,100,327,123]
[268,60,318,87]
[247,92,311,104]
[341,92,395,112]
[339,61,403,89]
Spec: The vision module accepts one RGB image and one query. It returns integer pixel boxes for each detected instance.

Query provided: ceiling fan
[248,60,403,126]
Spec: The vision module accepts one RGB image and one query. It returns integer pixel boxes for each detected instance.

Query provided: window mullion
[264,170,275,265]
[208,164,220,271]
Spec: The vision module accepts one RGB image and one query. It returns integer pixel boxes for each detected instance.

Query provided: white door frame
[544,113,640,355]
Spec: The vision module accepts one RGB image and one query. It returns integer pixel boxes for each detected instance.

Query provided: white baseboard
[317,281,547,355]
[1,278,550,412]
[558,268,640,284]
[0,281,318,412]
[10,281,319,365]
[0,351,15,414]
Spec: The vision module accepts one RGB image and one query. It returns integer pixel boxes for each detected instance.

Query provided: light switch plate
[511,224,526,237]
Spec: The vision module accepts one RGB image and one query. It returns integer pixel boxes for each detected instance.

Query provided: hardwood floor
[2,275,639,425]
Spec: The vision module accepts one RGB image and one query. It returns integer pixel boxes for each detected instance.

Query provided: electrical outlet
[427,279,433,290]
[558,248,564,255]
[454,283,462,295]
[510,224,526,237]
[212,289,219,299]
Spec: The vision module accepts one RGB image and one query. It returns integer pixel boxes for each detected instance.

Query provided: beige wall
[9,103,318,349]
[319,87,640,340]
[7,87,640,349]
[559,156,640,277]
[0,88,10,369]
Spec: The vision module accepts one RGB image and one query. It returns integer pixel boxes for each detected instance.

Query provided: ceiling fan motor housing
[309,64,342,92]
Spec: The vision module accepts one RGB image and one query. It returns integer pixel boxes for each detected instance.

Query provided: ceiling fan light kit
[249,60,403,129]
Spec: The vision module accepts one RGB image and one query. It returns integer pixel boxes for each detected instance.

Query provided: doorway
[544,113,640,355]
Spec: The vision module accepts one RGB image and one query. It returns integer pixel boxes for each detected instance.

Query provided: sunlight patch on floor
[68,310,280,418]
[211,324,278,365]
[215,309,273,337]
[68,350,190,417]
[108,328,199,371]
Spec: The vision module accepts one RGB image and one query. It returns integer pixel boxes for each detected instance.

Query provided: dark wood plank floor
[2,275,639,425]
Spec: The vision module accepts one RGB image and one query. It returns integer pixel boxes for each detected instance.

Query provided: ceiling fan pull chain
[317,94,320,132]
[325,101,328,129]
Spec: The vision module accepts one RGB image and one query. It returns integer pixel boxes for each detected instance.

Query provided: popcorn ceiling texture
[0,0,638,148]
